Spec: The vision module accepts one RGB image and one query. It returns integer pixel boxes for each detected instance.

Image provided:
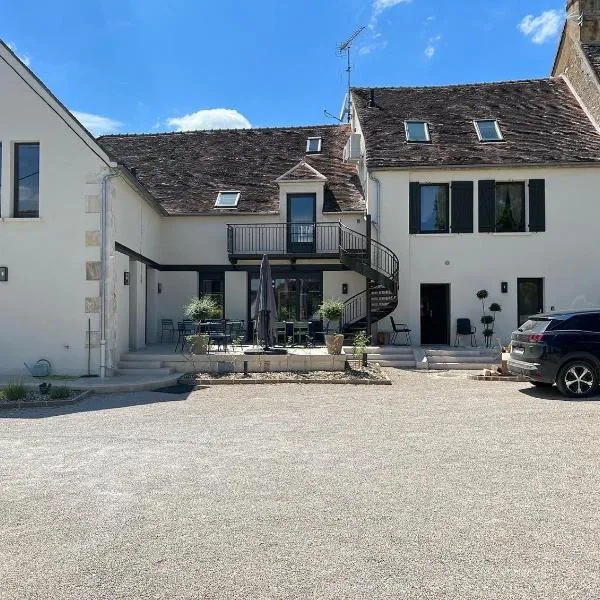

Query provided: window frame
[418,183,450,234]
[13,142,40,218]
[494,181,526,233]
[474,119,503,142]
[404,120,431,143]
[306,137,322,153]
[215,190,241,208]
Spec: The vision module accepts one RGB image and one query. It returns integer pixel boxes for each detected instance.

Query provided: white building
[0,0,599,375]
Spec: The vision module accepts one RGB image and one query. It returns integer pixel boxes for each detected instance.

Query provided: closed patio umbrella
[254,254,278,350]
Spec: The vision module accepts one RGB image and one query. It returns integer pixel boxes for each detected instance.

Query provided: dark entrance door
[287,194,316,254]
[420,284,450,345]
[517,278,544,326]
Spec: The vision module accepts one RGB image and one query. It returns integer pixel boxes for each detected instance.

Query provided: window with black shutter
[528,179,546,232]
[409,182,421,234]
[478,180,495,232]
[450,181,473,233]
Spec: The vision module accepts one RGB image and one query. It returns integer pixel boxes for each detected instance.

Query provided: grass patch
[48,386,71,400]
[0,381,27,402]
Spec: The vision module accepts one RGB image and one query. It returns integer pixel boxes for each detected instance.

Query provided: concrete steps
[425,347,500,371]
[115,357,176,376]
[344,345,416,369]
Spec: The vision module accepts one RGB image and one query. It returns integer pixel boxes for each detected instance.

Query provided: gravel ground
[2,370,600,599]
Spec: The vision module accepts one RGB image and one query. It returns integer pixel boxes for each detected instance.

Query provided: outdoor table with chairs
[173,319,246,353]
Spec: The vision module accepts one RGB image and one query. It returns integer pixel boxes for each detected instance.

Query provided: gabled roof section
[0,40,113,167]
[276,160,327,182]
[582,44,600,80]
[352,79,600,169]
[98,124,364,215]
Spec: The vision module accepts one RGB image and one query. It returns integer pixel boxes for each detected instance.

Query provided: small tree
[475,290,502,347]
[319,298,345,333]
[184,295,221,322]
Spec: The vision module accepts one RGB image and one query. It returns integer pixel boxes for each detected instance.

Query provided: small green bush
[319,298,345,332]
[2,381,26,402]
[489,302,502,313]
[184,295,221,321]
[481,315,495,325]
[49,386,71,400]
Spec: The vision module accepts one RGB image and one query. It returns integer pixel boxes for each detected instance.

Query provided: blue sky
[2,0,565,135]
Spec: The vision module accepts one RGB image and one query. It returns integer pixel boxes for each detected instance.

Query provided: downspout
[369,171,381,240]
[100,169,118,378]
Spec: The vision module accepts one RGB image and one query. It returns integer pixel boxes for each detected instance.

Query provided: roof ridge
[351,78,558,92]
[98,123,349,140]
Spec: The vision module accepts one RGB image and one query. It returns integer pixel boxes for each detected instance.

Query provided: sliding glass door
[287,194,316,254]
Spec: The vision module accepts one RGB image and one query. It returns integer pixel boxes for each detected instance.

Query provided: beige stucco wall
[0,48,114,374]
[371,165,600,344]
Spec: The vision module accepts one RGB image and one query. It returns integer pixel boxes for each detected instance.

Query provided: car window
[559,314,600,332]
[518,318,557,333]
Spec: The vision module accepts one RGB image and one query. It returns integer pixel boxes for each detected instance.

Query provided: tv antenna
[336,25,366,122]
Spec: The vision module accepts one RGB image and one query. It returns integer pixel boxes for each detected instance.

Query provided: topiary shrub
[319,298,345,333]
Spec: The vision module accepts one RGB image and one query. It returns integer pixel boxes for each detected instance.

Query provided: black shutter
[478,180,495,233]
[451,181,474,233]
[528,179,546,232]
[409,182,421,234]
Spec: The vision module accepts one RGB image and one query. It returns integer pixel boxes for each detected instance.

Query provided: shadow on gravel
[0,388,207,419]
[518,385,600,403]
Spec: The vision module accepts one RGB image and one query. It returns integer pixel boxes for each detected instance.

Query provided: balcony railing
[227,223,340,259]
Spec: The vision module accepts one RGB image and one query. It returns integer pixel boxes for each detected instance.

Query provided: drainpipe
[369,171,381,239]
[100,169,118,378]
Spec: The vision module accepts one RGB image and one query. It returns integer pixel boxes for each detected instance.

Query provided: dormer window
[215,191,240,208]
[306,137,322,153]
[405,121,430,143]
[474,120,503,142]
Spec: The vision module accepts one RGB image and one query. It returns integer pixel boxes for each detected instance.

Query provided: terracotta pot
[325,334,344,355]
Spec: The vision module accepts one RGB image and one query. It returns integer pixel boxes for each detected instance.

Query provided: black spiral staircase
[338,223,400,340]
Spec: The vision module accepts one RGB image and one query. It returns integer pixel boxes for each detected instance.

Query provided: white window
[306,137,322,153]
[404,121,430,143]
[215,191,240,208]
[474,120,503,142]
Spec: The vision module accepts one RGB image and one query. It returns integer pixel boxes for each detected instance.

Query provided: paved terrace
[1,370,599,599]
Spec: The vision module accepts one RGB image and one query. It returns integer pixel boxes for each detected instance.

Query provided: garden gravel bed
[0,389,90,409]
[180,364,391,385]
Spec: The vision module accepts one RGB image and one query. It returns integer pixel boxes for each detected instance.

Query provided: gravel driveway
[2,370,600,599]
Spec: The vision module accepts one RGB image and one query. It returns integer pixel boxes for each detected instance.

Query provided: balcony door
[287,194,316,254]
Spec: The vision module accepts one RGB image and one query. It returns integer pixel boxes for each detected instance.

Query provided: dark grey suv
[508,309,600,398]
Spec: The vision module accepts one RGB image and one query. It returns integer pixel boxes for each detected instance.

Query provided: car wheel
[557,361,598,398]
[531,381,553,388]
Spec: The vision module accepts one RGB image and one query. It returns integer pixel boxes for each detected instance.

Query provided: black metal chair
[160,319,175,343]
[174,321,197,352]
[202,321,231,352]
[227,320,245,351]
[454,318,477,347]
[390,316,412,345]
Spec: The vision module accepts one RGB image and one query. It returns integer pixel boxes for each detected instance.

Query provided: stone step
[428,363,497,371]
[115,367,176,376]
[428,356,498,365]
[375,360,416,369]
[426,349,499,358]
[343,346,414,356]
[118,360,163,370]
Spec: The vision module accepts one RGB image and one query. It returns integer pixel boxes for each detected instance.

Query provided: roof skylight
[306,137,322,153]
[474,120,503,142]
[405,121,430,143]
[215,191,240,208]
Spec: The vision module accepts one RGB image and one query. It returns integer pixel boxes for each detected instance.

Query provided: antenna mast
[337,25,366,123]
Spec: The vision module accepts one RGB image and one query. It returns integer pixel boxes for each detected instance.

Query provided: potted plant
[183,296,220,354]
[319,298,345,355]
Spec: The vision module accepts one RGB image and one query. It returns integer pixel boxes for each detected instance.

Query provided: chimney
[367,88,376,108]
[566,0,600,42]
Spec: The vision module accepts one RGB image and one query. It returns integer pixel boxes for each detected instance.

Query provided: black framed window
[420,184,449,233]
[249,272,322,322]
[199,274,224,318]
[14,143,40,218]
[495,182,525,233]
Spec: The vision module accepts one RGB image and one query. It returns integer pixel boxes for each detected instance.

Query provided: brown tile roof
[352,79,600,169]
[582,43,600,80]
[98,125,364,215]
[276,161,327,181]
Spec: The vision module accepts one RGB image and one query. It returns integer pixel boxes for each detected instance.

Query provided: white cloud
[369,0,411,29]
[71,111,122,136]
[7,42,30,67]
[424,34,441,59]
[518,9,562,44]
[359,40,388,55]
[166,108,251,131]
